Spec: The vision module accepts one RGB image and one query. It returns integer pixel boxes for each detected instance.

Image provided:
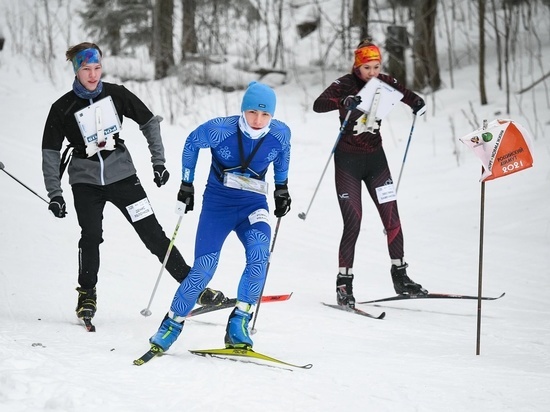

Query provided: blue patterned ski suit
[169,115,291,317]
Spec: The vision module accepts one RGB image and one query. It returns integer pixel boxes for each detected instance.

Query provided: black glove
[273,184,291,218]
[48,196,67,218]
[340,95,362,110]
[412,97,426,116]
[177,181,194,213]
[153,165,170,187]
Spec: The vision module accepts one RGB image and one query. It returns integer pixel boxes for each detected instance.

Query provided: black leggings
[72,175,189,289]
[334,147,404,268]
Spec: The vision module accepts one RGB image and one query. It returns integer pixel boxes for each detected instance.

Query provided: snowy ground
[1,2,550,412]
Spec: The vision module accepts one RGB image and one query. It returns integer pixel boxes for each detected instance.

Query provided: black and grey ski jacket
[42,82,165,199]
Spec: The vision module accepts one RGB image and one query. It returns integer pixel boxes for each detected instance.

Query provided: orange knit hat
[353,44,382,67]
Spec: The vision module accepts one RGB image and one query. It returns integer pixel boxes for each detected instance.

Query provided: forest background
[1,1,549,411]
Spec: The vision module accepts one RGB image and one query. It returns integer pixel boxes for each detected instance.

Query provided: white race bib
[375,184,397,204]
[224,173,268,195]
[248,209,269,225]
[126,198,154,222]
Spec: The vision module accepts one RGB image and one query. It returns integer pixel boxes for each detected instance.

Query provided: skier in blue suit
[149,81,292,351]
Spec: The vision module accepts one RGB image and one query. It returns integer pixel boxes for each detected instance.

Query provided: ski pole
[298,109,353,220]
[140,215,183,317]
[0,161,49,203]
[395,116,417,193]
[250,216,282,334]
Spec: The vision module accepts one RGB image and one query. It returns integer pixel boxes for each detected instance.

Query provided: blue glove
[49,196,67,218]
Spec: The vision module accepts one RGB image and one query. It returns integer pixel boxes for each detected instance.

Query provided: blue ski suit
[169,115,291,318]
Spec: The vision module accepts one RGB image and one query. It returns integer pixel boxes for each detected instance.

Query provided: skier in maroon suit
[313,39,428,307]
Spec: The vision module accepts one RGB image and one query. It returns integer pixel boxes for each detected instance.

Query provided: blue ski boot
[149,313,184,352]
[224,302,253,348]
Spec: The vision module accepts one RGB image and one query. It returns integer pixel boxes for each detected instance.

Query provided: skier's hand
[49,196,67,218]
[412,97,426,116]
[274,184,291,217]
[176,181,194,215]
[153,164,170,187]
[340,95,362,110]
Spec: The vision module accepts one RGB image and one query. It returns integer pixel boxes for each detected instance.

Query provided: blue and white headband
[72,48,101,73]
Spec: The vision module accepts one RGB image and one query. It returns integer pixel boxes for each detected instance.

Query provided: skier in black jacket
[41,42,223,324]
[313,39,428,308]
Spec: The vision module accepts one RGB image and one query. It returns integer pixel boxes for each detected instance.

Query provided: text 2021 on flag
[459,119,534,181]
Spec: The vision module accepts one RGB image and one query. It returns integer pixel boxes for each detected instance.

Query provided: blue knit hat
[241,81,276,116]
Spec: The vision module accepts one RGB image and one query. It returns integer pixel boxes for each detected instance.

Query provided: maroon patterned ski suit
[313,72,421,268]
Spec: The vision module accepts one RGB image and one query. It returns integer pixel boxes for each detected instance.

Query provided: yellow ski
[189,347,312,370]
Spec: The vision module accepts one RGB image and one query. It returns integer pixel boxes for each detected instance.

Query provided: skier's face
[357,61,381,82]
[76,63,102,91]
[244,109,272,129]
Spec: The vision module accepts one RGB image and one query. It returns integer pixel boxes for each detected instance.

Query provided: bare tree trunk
[479,0,488,105]
[352,0,370,40]
[441,0,454,89]
[209,0,223,54]
[412,0,441,91]
[106,22,122,56]
[181,0,197,62]
[153,0,175,79]
[272,0,284,68]
[42,0,55,81]
[386,25,408,86]
[341,0,349,56]
[490,0,503,90]
[503,1,512,114]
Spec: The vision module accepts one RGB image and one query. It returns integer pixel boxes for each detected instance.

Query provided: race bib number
[248,209,269,225]
[376,184,397,204]
[224,173,268,195]
[126,198,154,222]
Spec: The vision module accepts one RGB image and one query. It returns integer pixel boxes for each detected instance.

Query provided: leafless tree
[272,0,285,68]
[479,0,488,105]
[353,0,370,40]
[412,0,441,91]
[490,0,503,90]
[181,0,197,61]
[153,0,175,79]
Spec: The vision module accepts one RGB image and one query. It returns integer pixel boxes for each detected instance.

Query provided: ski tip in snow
[321,302,386,319]
[133,345,163,366]
[82,318,95,332]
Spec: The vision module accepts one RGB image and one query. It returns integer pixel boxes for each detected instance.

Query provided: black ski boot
[391,263,428,296]
[336,273,355,308]
[196,288,226,306]
[76,287,97,319]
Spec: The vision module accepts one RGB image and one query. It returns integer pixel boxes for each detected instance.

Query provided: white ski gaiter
[238,113,271,140]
